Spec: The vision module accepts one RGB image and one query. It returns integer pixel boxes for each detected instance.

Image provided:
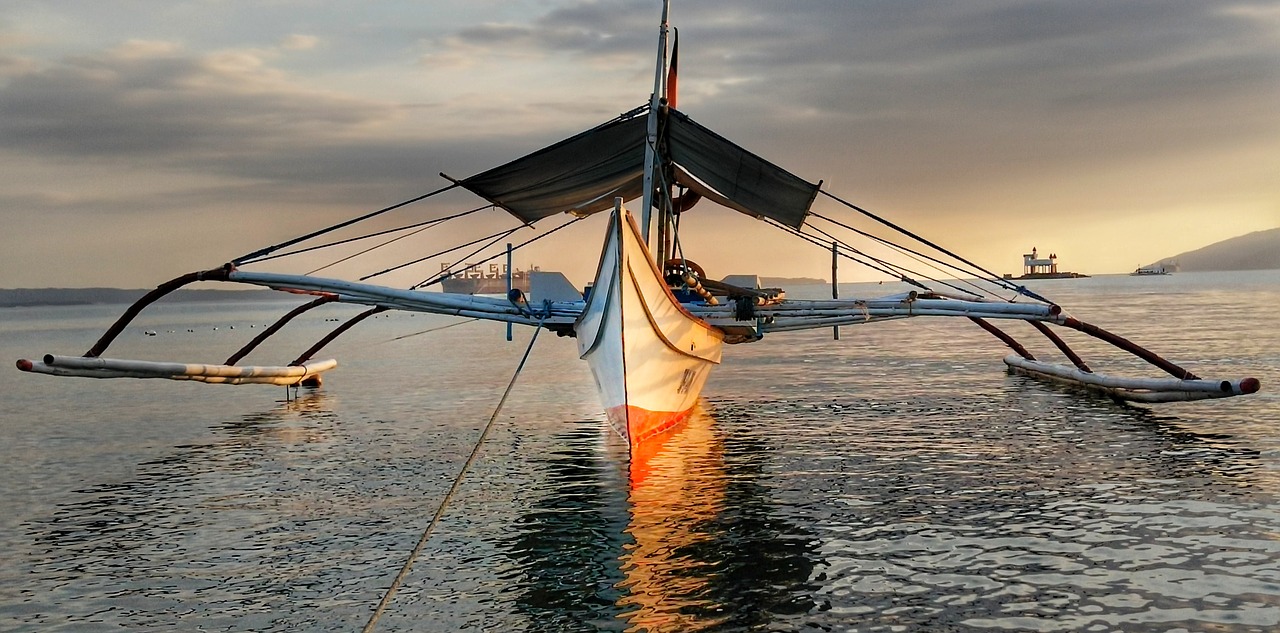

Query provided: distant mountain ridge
[1151,228,1280,272]
[761,277,827,287]
[0,288,280,308]
[5,278,833,307]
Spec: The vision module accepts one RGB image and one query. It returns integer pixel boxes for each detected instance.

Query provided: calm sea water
[2,271,1279,632]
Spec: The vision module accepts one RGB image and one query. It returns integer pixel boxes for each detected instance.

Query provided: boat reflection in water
[618,404,819,631]
[618,406,727,630]
[505,404,819,631]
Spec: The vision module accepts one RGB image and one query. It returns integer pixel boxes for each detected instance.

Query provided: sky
[1,0,1277,289]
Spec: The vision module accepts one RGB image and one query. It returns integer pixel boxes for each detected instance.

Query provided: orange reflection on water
[618,403,728,632]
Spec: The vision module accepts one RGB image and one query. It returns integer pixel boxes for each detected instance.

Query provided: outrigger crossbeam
[16,265,1260,405]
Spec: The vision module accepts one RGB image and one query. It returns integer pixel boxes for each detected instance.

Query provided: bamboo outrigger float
[15,1,1261,455]
[17,355,337,386]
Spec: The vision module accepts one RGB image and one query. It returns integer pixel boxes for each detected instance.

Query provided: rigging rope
[803,221,988,300]
[801,221,950,292]
[304,207,487,276]
[818,191,1054,304]
[808,211,1013,302]
[360,225,523,282]
[410,227,525,288]
[412,215,590,289]
[380,318,480,344]
[238,104,651,269]
[232,183,459,266]
[247,205,491,266]
[764,218,931,291]
[361,313,546,633]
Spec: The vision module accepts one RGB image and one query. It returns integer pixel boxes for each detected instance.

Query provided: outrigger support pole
[967,308,1198,378]
[968,317,1036,360]
[1028,320,1092,373]
[1058,317,1199,381]
[290,306,389,367]
[964,312,1241,400]
[968,311,1199,381]
[224,296,337,365]
[84,264,233,358]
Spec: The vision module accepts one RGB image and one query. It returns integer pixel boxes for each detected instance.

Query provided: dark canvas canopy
[457,107,819,229]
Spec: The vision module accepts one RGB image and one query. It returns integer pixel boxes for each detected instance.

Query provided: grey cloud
[464,1,1278,116]
[440,1,658,63]
[0,39,647,200]
[0,46,400,158]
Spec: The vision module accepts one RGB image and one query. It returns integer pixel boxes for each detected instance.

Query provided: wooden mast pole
[640,0,671,249]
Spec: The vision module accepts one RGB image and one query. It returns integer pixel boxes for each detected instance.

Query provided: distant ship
[439,262,534,295]
[1131,263,1174,276]
[1003,247,1088,280]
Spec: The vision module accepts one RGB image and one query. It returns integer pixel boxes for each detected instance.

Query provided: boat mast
[640,0,671,249]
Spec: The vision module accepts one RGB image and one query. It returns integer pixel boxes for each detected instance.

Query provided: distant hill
[1151,228,1280,272]
[0,288,281,308]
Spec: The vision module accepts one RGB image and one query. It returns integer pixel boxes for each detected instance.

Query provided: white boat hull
[576,204,723,449]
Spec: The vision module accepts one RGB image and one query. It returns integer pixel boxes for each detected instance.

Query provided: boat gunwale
[626,264,723,363]
[619,209,723,338]
[575,207,625,359]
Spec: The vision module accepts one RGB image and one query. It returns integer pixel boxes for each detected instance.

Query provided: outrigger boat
[15,2,1260,453]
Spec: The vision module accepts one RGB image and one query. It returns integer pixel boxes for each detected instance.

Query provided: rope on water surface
[361,313,546,633]
[378,318,480,345]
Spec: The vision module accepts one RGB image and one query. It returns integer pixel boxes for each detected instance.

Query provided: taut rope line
[360,313,546,633]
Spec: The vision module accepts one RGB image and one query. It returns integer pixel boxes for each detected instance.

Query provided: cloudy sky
[2,0,1277,289]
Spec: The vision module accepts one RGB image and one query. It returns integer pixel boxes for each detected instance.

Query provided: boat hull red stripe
[607,404,697,449]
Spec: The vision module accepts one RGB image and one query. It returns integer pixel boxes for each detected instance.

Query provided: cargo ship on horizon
[439,262,535,295]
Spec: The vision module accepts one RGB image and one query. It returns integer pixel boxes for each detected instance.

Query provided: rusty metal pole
[506,242,514,342]
[831,241,840,341]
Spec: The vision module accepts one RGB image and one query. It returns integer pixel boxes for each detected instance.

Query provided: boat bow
[576,201,723,449]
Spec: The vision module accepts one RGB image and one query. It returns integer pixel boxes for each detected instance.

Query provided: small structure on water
[1004,247,1088,280]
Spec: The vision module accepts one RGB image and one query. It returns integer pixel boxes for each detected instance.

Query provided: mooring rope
[379,318,480,344]
[361,313,546,633]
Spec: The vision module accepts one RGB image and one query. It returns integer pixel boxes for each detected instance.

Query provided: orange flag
[666,28,678,108]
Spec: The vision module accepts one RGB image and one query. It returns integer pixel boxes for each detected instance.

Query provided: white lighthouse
[1022,247,1059,276]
